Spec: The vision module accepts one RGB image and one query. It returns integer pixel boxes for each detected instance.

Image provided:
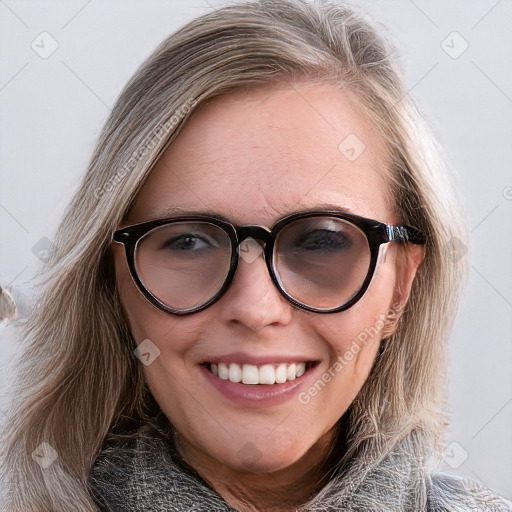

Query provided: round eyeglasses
[113,209,426,315]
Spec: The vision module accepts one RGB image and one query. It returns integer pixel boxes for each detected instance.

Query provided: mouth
[201,361,319,385]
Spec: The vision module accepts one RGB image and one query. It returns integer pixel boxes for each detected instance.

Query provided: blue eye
[297,229,352,252]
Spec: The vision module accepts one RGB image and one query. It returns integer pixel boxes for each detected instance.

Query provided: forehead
[127,82,393,225]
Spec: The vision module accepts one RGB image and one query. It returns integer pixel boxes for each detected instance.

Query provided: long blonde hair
[2,1,467,509]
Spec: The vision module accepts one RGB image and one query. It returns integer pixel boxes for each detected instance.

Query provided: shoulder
[87,415,180,509]
[88,415,233,511]
[428,472,512,512]
[88,428,156,510]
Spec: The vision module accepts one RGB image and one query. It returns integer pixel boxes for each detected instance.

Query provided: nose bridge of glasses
[236,225,271,247]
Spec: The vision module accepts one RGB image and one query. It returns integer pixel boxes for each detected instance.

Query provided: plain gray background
[1,0,511,499]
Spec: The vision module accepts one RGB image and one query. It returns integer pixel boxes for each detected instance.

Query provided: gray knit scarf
[89,412,511,511]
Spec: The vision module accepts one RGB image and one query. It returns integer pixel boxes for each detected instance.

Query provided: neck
[173,422,345,512]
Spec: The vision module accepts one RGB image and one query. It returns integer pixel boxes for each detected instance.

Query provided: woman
[2,0,510,510]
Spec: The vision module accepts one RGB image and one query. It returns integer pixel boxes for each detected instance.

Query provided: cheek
[303,247,397,408]
[321,301,388,377]
[114,249,211,361]
[116,260,215,426]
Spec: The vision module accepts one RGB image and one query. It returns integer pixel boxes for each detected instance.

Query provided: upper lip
[201,352,320,365]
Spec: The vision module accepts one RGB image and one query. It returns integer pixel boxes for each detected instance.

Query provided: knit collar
[89,411,434,511]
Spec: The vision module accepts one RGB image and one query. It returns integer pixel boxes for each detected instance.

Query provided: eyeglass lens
[273,217,370,309]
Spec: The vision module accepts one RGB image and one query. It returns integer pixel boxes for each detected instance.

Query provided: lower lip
[199,364,318,408]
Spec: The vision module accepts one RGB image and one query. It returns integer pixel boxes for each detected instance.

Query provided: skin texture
[113,82,425,512]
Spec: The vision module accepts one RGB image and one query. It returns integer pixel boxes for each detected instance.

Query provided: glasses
[113,210,426,315]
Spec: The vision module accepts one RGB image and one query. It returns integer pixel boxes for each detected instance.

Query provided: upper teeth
[210,362,307,385]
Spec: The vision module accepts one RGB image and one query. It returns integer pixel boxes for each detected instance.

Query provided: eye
[296,229,352,252]
[162,234,215,252]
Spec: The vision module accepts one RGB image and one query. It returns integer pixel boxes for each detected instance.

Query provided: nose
[217,239,293,331]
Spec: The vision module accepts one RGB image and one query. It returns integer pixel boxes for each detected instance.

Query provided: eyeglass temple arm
[385,224,426,245]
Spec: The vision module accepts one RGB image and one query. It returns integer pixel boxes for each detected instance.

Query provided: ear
[381,243,425,338]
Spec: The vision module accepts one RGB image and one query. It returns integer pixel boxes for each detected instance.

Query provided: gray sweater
[89,413,511,511]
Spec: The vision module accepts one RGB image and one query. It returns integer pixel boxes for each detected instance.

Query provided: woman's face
[114,82,423,478]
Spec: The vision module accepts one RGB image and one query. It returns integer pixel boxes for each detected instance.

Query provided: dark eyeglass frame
[113,209,426,315]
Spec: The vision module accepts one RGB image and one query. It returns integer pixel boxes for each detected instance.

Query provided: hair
[1,0,467,509]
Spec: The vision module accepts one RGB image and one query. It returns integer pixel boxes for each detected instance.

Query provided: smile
[203,361,316,385]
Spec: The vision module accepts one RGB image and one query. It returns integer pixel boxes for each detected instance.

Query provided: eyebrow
[145,203,356,224]
[149,206,229,222]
